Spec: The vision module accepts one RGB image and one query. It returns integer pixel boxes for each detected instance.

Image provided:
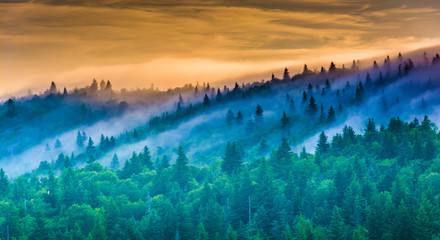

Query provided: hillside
[0,50,440,239]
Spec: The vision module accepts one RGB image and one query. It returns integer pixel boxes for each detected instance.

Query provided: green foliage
[1,117,440,239]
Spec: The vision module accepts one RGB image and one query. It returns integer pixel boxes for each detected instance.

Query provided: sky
[1,0,440,97]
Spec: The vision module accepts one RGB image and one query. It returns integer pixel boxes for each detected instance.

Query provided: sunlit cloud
[1,0,440,97]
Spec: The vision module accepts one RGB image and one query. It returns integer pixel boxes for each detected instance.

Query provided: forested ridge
[1,50,440,239]
[1,116,440,240]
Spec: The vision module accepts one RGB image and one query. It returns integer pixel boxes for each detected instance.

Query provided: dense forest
[1,116,440,239]
[1,50,440,239]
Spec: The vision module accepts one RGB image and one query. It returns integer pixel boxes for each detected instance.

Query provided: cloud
[1,1,440,97]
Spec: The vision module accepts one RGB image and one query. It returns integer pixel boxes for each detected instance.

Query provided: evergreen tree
[329,62,336,72]
[303,64,309,74]
[413,194,439,240]
[302,91,308,103]
[328,206,346,240]
[161,155,170,170]
[54,139,62,149]
[226,110,235,125]
[87,155,96,164]
[76,131,85,148]
[289,99,295,112]
[105,80,112,90]
[141,146,154,170]
[236,111,243,124]
[364,118,378,145]
[86,137,96,156]
[203,94,210,107]
[316,131,330,154]
[365,73,372,87]
[281,111,289,128]
[0,168,8,197]
[90,79,98,92]
[325,79,331,89]
[49,81,57,94]
[354,86,362,104]
[174,145,190,188]
[255,105,263,122]
[270,138,292,178]
[319,104,325,122]
[197,222,209,240]
[99,80,106,90]
[216,89,222,102]
[6,98,16,116]
[306,96,318,115]
[327,105,336,122]
[222,142,242,175]
[391,200,413,240]
[110,153,120,170]
[283,68,290,81]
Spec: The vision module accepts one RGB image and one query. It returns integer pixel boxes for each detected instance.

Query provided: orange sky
[1,0,440,97]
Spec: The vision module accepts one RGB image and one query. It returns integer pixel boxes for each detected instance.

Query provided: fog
[1,48,440,177]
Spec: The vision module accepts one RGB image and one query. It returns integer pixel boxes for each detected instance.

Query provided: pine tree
[354,86,362,104]
[319,104,325,122]
[86,137,96,156]
[391,200,413,240]
[76,131,84,148]
[54,139,62,149]
[303,64,309,74]
[222,142,242,175]
[325,79,331,89]
[281,111,289,128]
[283,67,290,81]
[289,99,295,112]
[365,73,372,87]
[63,156,72,169]
[306,96,318,115]
[174,145,190,188]
[197,222,209,240]
[270,138,292,178]
[161,155,170,170]
[352,226,368,240]
[328,206,346,240]
[413,195,439,240]
[133,129,138,139]
[424,137,436,161]
[226,110,235,124]
[329,62,336,72]
[6,98,15,116]
[295,215,314,240]
[49,81,57,94]
[316,131,330,154]
[327,105,336,122]
[0,168,8,197]
[111,153,120,169]
[364,118,378,145]
[87,155,96,164]
[226,225,238,240]
[99,80,106,90]
[99,134,106,151]
[236,111,243,125]
[203,94,210,107]
[105,80,112,90]
[142,146,154,170]
[90,79,98,92]
[216,88,222,102]
[255,105,263,122]
[302,91,308,103]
